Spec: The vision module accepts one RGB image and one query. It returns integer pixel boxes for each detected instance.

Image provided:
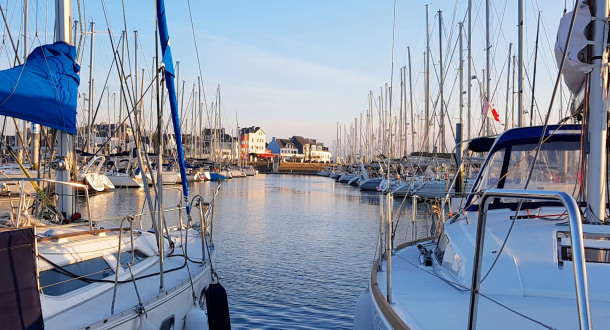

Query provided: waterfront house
[290,136,331,163]
[268,137,303,161]
[240,126,267,161]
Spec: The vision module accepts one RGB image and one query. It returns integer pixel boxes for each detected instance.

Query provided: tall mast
[458,22,464,164]
[425,4,430,152]
[87,21,95,152]
[511,55,516,128]
[55,0,74,217]
[587,0,609,222]
[398,68,405,155]
[438,10,445,152]
[134,30,139,122]
[198,76,202,157]
[154,18,165,290]
[407,47,414,155]
[530,12,541,126]
[467,0,472,139]
[119,30,126,150]
[385,0,397,304]
[505,43,512,128]
[517,0,524,127]
[485,0,491,135]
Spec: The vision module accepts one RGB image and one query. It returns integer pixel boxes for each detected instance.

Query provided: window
[558,231,610,264]
[160,316,175,330]
[114,250,147,267]
[472,141,582,205]
[40,250,147,296]
[40,257,114,296]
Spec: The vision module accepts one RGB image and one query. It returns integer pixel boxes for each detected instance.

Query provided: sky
[0,0,572,154]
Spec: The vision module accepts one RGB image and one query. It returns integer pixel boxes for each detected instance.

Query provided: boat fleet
[319,154,475,201]
[352,1,610,329]
[0,0,237,329]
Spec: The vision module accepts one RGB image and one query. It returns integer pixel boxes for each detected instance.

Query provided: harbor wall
[253,161,333,174]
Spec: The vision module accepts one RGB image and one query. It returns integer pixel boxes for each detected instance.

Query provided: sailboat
[0,1,230,329]
[355,1,610,329]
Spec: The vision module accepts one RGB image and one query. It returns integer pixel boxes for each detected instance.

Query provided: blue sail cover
[0,42,79,134]
[157,0,190,213]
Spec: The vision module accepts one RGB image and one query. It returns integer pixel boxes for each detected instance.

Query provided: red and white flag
[483,96,501,122]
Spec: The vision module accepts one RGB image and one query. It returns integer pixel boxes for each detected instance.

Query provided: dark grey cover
[0,228,43,330]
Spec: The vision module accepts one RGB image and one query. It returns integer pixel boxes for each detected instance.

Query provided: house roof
[240,126,265,135]
[290,136,324,147]
[276,138,295,148]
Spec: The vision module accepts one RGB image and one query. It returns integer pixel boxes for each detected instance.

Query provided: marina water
[83,174,426,329]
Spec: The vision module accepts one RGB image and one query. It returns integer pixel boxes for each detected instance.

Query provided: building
[240,126,267,159]
[267,137,302,161]
[289,136,331,163]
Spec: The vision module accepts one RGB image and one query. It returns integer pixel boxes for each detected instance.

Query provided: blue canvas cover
[0,42,80,134]
[157,0,190,213]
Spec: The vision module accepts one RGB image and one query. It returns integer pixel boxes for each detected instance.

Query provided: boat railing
[189,183,222,262]
[0,177,91,229]
[391,194,441,251]
[469,189,591,330]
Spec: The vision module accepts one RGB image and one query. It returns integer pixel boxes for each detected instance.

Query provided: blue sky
[2,0,571,152]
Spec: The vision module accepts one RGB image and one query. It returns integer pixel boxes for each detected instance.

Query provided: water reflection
[29,175,421,329]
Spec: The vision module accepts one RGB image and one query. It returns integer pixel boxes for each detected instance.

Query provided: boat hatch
[557,231,610,265]
[40,250,147,296]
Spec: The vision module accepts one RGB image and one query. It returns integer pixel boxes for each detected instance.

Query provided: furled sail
[157,0,190,213]
[554,0,592,95]
[0,42,79,134]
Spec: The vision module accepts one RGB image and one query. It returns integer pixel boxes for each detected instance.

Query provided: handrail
[2,177,92,229]
[111,215,135,314]
[468,189,591,330]
[0,177,89,189]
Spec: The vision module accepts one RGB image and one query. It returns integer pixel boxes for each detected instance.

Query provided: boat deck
[376,239,610,329]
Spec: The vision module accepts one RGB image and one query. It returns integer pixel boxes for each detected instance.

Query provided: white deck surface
[375,209,610,329]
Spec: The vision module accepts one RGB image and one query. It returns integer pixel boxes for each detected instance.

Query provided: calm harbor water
[210,175,380,329]
[81,174,427,329]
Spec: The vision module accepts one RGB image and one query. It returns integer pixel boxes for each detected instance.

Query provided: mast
[408,47,414,155]
[586,0,609,222]
[87,21,95,152]
[530,12,541,126]
[511,55,516,128]
[505,43,512,128]
[197,76,202,157]
[55,0,74,218]
[425,4,430,152]
[134,30,139,123]
[517,0,524,127]
[438,10,445,152]
[385,0,397,304]
[485,0,491,135]
[154,20,166,290]
[398,68,405,155]
[119,30,126,151]
[458,22,464,164]
[467,0,472,139]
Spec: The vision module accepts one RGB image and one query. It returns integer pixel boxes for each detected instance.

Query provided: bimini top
[467,136,496,153]
[486,124,581,154]
[465,124,582,211]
